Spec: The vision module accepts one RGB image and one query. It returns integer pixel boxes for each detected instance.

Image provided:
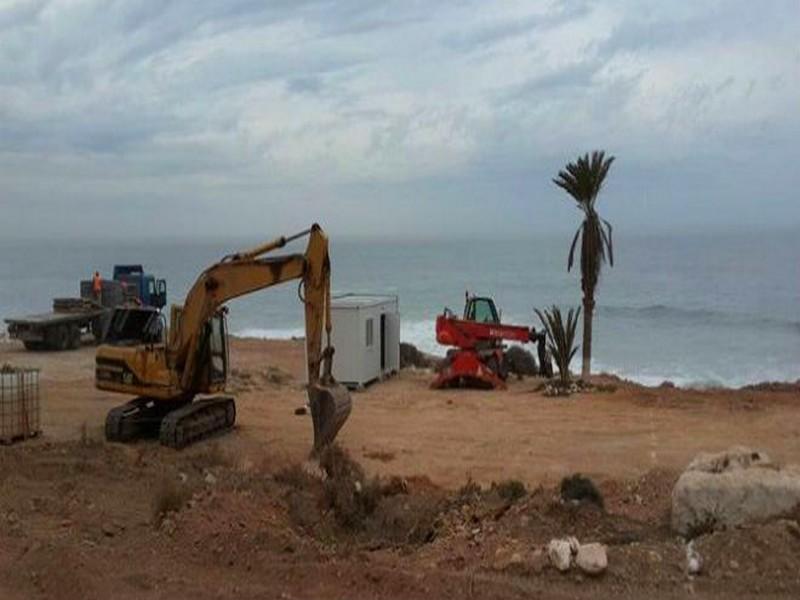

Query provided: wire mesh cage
[0,366,41,443]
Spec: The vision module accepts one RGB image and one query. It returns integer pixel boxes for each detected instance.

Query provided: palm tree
[553,151,615,379]
[535,305,581,387]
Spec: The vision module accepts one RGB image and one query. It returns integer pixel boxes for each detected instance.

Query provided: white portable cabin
[328,294,400,389]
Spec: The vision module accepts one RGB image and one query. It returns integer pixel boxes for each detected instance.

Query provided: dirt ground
[1,338,800,599]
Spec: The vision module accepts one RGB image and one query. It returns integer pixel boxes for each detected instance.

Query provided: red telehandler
[432,293,551,389]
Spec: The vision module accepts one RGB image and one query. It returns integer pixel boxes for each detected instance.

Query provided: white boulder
[686,540,703,575]
[547,539,574,572]
[575,542,608,575]
[672,446,800,536]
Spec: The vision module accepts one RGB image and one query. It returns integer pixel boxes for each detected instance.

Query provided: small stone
[178,472,188,483]
[160,518,177,535]
[575,542,607,575]
[204,472,217,485]
[648,550,662,563]
[101,522,116,537]
[686,541,703,576]
[729,559,739,570]
[547,539,573,572]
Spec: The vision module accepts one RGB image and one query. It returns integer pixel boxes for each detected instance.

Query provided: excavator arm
[168,224,350,450]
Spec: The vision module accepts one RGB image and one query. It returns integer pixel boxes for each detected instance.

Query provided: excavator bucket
[308,382,352,452]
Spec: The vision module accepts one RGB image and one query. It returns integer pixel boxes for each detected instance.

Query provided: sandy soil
[1,337,799,599]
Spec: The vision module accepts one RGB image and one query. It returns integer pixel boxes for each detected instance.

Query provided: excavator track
[105,397,180,442]
[159,396,236,449]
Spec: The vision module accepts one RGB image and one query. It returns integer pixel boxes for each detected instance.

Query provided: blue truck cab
[112,265,167,309]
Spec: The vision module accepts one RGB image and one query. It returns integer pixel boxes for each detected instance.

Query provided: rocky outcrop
[672,446,800,537]
[399,343,438,369]
[504,346,538,377]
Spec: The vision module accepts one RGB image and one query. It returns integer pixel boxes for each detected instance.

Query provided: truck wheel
[45,325,69,351]
[68,325,81,349]
[91,318,102,343]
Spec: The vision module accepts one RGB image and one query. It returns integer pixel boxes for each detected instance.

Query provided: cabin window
[209,315,226,382]
[365,318,374,348]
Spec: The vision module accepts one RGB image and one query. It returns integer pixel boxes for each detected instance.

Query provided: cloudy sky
[1,0,798,239]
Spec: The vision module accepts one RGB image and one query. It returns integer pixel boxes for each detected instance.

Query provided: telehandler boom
[95,224,351,451]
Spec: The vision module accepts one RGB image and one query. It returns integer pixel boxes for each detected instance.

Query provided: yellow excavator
[95,224,352,451]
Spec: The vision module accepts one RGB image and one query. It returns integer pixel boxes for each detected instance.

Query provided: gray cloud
[0,0,798,239]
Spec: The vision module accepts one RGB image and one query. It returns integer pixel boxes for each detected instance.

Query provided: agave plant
[553,150,615,378]
[535,305,581,386]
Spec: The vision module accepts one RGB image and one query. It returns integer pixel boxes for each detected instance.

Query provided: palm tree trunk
[581,294,594,379]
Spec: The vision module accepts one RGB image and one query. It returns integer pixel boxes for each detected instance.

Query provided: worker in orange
[92,271,103,304]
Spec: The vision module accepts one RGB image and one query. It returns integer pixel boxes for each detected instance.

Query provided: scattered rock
[672,446,800,536]
[204,472,218,485]
[101,522,116,537]
[547,538,574,572]
[542,381,580,397]
[575,542,607,575]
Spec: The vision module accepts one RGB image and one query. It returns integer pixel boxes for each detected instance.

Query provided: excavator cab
[169,306,229,392]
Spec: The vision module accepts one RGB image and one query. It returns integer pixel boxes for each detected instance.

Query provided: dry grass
[151,477,193,523]
[319,444,382,531]
[363,449,396,463]
[491,479,527,502]
[560,473,604,509]
[188,443,230,471]
[78,421,103,447]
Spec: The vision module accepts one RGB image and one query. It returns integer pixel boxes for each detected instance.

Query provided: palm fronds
[535,305,581,386]
[552,150,615,210]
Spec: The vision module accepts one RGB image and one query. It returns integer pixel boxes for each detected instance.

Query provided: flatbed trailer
[5,297,110,351]
[4,267,167,352]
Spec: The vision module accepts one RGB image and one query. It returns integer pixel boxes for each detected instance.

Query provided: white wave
[400,319,441,356]
[232,319,800,389]
[234,327,305,340]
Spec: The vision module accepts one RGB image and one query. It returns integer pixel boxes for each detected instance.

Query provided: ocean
[1,231,798,388]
